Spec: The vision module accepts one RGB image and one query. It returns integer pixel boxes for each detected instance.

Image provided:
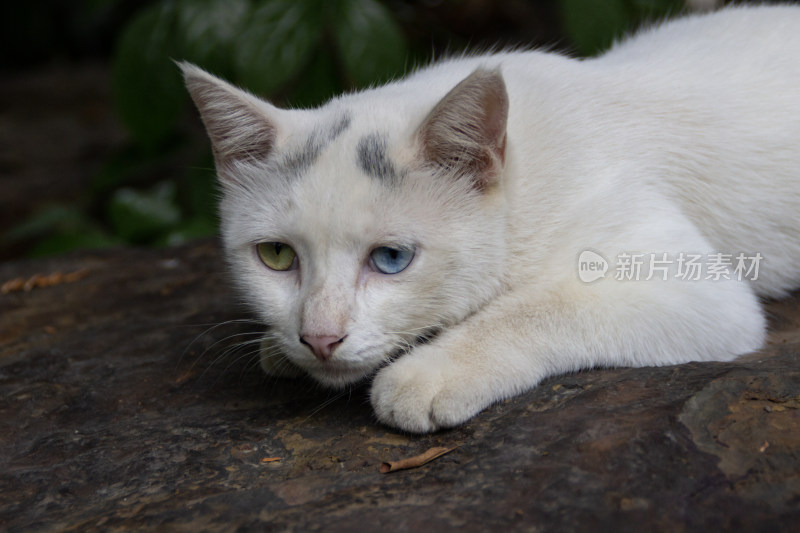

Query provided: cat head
[181,62,510,387]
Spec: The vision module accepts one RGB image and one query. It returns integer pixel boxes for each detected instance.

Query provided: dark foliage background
[2,0,713,258]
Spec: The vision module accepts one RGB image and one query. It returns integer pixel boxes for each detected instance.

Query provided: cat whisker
[197,337,265,385]
[217,346,262,380]
[380,323,444,362]
[174,317,272,390]
[299,388,352,425]
[180,318,264,364]
[191,331,264,372]
[214,337,264,367]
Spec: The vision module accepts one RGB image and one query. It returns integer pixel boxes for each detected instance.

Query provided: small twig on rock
[2,269,89,294]
[380,446,457,474]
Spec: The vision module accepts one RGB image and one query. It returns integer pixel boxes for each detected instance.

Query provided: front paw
[370,352,482,433]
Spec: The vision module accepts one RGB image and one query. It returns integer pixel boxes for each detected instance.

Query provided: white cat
[182,5,800,433]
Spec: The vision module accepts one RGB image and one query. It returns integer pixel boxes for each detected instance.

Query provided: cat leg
[370,277,765,433]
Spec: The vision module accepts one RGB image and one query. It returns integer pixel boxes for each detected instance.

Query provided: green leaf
[89,143,171,200]
[629,0,684,16]
[108,181,183,243]
[561,0,632,56]
[233,0,324,97]
[332,0,407,87]
[175,0,251,78]
[112,3,185,146]
[285,48,343,108]
[3,205,91,243]
[3,204,121,257]
[85,0,122,11]
[29,230,121,258]
[160,217,218,247]
[182,155,219,218]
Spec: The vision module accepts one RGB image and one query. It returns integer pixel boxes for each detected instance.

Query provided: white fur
[183,5,800,432]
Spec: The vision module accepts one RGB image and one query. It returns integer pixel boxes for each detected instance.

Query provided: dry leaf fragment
[261,457,282,463]
[1,269,89,294]
[380,446,457,474]
[1,277,25,294]
[23,274,45,291]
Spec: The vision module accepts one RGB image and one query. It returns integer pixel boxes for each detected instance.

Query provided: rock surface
[2,241,799,531]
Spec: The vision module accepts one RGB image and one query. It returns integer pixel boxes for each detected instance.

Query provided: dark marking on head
[275,111,352,179]
[357,134,400,185]
[327,112,351,142]
[279,135,322,178]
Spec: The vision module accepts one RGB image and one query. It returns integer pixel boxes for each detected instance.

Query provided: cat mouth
[302,326,443,387]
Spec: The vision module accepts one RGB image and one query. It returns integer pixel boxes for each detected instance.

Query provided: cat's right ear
[179,62,279,172]
[418,67,509,191]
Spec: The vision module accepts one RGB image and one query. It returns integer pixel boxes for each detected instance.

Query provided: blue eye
[370,246,415,274]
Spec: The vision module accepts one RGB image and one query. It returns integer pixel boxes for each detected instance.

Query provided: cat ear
[179,62,278,171]
[418,67,509,190]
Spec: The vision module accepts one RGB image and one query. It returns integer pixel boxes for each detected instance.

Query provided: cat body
[183,5,800,432]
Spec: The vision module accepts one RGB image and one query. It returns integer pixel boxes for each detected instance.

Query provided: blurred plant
[5,0,409,257]
[562,0,685,56]
[113,0,408,147]
[105,0,408,251]
[4,0,690,257]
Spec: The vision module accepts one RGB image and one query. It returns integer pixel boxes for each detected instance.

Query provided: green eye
[256,242,297,271]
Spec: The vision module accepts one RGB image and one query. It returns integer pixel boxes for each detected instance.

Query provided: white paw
[370,350,483,433]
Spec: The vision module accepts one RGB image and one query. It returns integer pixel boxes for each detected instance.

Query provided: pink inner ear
[480,78,510,157]
[418,67,509,190]
[181,64,277,170]
[497,132,507,167]
[209,109,276,169]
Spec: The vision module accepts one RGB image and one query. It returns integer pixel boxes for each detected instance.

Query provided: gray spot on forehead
[356,133,400,185]
[327,113,351,142]
[276,111,352,178]
[279,135,321,178]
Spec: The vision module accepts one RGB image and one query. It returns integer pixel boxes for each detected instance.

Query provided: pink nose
[300,335,346,361]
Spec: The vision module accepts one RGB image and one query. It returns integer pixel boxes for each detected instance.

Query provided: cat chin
[304,363,379,389]
[258,346,379,387]
[259,335,388,387]
[303,334,440,388]
[258,353,376,387]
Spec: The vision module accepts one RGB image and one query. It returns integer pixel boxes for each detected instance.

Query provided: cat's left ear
[418,67,509,191]
[179,62,279,173]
